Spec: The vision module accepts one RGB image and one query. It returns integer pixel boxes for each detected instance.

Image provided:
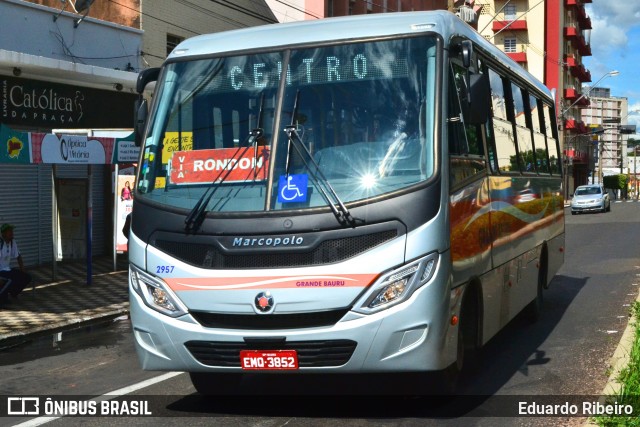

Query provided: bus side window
[511,83,535,173]
[530,95,551,174]
[542,103,561,175]
[449,61,486,188]
[488,67,517,173]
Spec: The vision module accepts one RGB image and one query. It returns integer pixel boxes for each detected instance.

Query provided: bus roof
[167,10,552,100]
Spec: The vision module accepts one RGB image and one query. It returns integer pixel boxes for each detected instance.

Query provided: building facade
[265,0,325,21]
[0,0,276,267]
[581,87,629,178]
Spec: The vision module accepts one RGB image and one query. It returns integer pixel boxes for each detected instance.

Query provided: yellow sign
[162,132,193,163]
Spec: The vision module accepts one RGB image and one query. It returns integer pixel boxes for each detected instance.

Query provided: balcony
[564,87,590,107]
[565,56,591,82]
[507,52,527,63]
[575,6,592,29]
[565,119,588,134]
[564,148,589,164]
[564,26,592,57]
[492,20,528,32]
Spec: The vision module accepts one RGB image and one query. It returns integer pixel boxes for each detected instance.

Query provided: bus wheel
[190,372,243,395]
[525,251,547,322]
[440,291,480,394]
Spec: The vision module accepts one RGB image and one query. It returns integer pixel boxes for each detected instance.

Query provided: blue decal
[278,174,308,203]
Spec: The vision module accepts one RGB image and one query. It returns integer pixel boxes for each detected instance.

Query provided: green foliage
[603,174,629,190]
[509,149,557,173]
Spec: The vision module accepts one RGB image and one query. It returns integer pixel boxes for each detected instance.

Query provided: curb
[601,297,638,397]
[584,287,640,425]
[0,307,130,350]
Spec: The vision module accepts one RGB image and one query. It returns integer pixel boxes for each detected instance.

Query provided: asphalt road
[2,201,640,426]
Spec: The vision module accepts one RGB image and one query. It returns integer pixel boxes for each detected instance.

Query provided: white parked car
[570,185,611,215]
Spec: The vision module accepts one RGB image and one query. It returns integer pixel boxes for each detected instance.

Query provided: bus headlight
[354,253,438,314]
[129,265,187,318]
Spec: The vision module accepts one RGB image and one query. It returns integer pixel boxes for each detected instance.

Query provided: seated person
[0,223,32,305]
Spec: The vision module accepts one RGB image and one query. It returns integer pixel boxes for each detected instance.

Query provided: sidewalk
[0,255,130,348]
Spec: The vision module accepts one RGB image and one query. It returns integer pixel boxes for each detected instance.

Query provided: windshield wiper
[185,96,266,234]
[283,91,363,227]
[184,129,264,233]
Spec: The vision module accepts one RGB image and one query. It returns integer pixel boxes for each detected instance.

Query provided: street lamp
[561,70,620,117]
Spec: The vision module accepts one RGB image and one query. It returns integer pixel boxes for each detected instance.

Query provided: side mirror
[461,40,472,69]
[133,68,160,147]
[136,68,160,94]
[134,98,148,147]
[466,73,490,124]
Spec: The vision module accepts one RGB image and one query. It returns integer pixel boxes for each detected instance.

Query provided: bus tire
[524,248,547,322]
[439,285,481,394]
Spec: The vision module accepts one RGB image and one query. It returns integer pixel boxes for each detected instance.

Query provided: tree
[509,149,558,173]
[603,174,629,198]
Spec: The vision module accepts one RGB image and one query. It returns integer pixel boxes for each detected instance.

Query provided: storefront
[0,74,137,268]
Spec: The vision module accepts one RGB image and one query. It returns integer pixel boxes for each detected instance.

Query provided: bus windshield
[137,36,438,213]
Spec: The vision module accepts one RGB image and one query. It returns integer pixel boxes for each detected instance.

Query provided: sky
[584,2,640,137]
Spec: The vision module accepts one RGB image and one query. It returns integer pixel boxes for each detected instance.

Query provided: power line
[208,0,278,24]
[107,0,201,36]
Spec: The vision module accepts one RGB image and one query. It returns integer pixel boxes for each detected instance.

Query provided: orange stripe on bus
[164,274,379,291]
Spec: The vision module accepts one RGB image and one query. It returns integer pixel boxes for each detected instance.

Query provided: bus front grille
[184,339,357,367]
[155,229,397,269]
[190,308,350,330]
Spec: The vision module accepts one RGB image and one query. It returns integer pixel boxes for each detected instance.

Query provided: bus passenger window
[488,68,517,173]
[511,83,534,172]
[530,95,551,174]
[449,62,486,188]
[542,103,561,175]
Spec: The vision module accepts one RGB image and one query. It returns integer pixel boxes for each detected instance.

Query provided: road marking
[13,372,183,426]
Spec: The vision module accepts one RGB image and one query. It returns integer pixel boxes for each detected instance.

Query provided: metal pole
[113,163,119,271]
[86,165,93,285]
[598,136,604,184]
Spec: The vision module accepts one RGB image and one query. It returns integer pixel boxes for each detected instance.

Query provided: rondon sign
[170,147,270,184]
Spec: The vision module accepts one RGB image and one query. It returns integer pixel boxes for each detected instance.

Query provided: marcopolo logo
[232,235,304,248]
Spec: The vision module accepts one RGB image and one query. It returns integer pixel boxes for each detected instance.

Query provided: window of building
[167,34,185,57]
[504,4,517,20]
[504,37,517,53]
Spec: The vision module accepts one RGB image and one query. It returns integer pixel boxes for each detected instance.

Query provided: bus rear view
[128,11,564,394]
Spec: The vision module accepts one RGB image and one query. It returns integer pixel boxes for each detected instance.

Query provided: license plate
[240,350,299,370]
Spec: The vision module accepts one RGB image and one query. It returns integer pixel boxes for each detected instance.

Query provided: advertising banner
[30,133,115,164]
[0,124,31,164]
[1,76,137,129]
[115,175,135,252]
[112,133,140,164]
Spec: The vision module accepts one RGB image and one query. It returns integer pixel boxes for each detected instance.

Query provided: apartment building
[581,87,629,177]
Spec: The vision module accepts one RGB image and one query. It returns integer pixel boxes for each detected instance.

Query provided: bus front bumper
[129,261,457,374]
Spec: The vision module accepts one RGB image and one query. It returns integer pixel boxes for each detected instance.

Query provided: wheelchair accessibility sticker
[278,174,308,203]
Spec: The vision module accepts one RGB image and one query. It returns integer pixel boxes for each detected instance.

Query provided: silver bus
[129,10,565,394]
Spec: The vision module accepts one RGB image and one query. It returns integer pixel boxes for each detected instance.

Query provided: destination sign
[169,147,270,184]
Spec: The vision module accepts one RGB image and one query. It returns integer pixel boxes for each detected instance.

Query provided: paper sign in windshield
[170,147,270,184]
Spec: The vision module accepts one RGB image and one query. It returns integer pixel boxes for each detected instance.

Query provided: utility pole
[598,136,604,184]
